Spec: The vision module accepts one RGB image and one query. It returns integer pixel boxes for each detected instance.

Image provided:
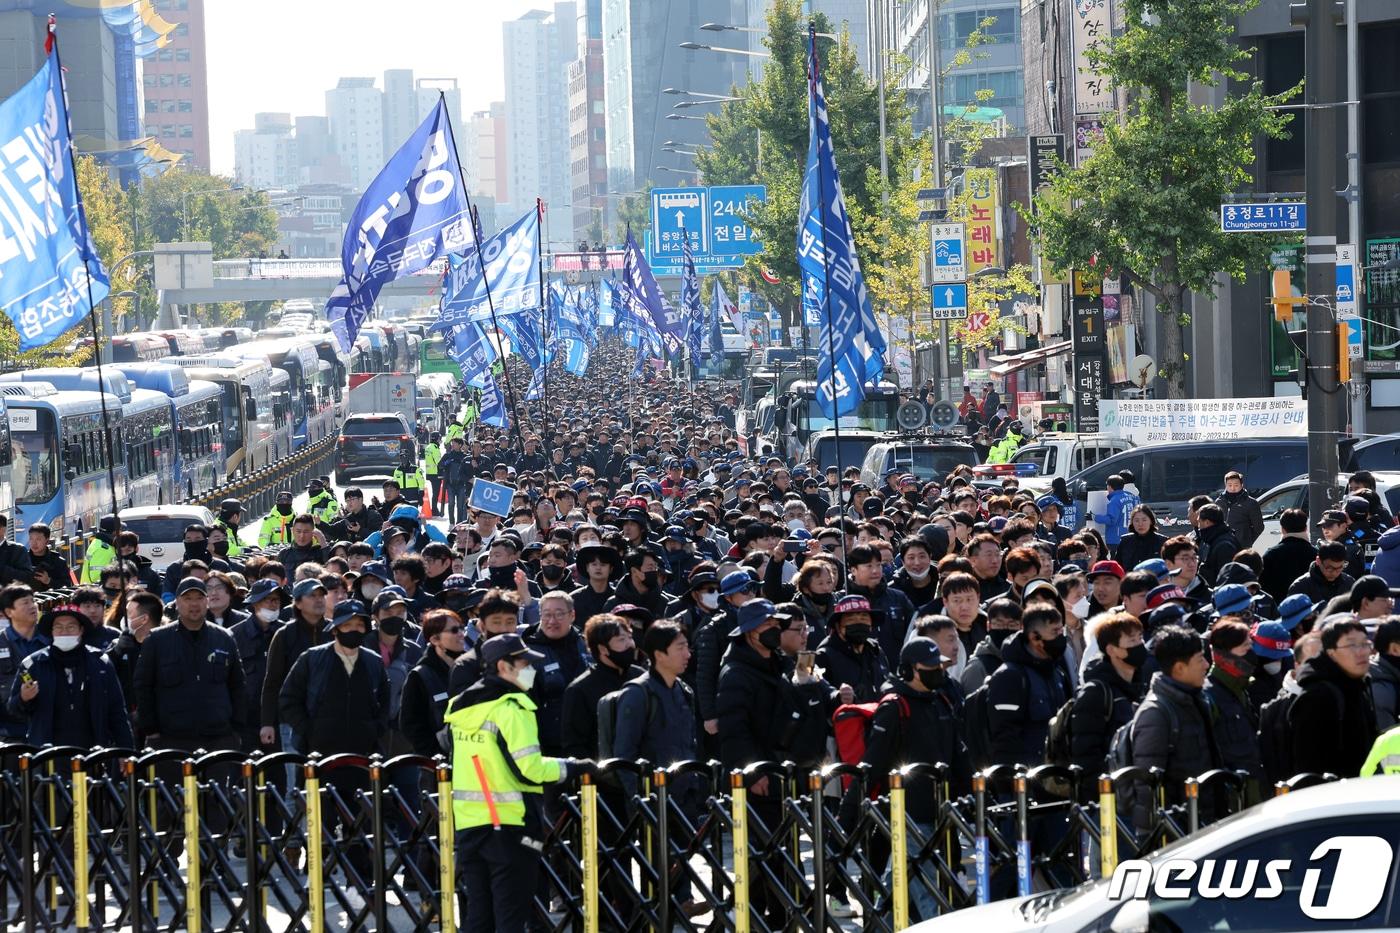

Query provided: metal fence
[0,744,1340,932]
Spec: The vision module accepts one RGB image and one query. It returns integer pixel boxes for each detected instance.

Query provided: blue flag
[680,224,703,360]
[707,285,724,359]
[448,322,498,388]
[0,50,109,350]
[479,372,509,428]
[434,207,540,329]
[498,311,546,372]
[561,338,590,376]
[326,98,473,352]
[524,367,545,401]
[798,28,886,418]
[598,278,620,328]
[622,229,683,357]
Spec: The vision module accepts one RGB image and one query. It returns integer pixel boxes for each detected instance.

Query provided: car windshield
[344,418,405,436]
[903,446,977,478]
[120,517,200,543]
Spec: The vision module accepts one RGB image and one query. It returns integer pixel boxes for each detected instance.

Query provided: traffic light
[1271,269,1306,322]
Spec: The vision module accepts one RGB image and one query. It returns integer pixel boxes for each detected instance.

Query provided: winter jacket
[26,548,73,589]
[437,448,472,489]
[1207,667,1264,784]
[1289,652,1376,778]
[890,567,938,612]
[603,575,672,620]
[1370,655,1400,733]
[559,661,645,759]
[793,592,839,651]
[1113,532,1166,572]
[985,632,1071,767]
[1285,564,1355,607]
[1215,490,1265,548]
[960,634,1004,694]
[693,606,738,722]
[1092,489,1139,547]
[844,580,916,671]
[258,613,328,730]
[1373,526,1400,589]
[846,680,972,822]
[519,624,592,755]
[399,648,454,757]
[230,614,283,731]
[716,638,802,780]
[814,634,889,703]
[613,670,699,798]
[133,621,246,740]
[1196,522,1242,587]
[1260,536,1318,604]
[1129,673,1222,828]
[1069,656,1148,774]
[7,645,134,749]
[278,642,390,756]
[569,582,615,628]
[365,630,424,733]
[0,539,33,587]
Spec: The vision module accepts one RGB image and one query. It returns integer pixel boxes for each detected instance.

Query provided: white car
[117,505,218,572]
[905,776,1400,932]
[1252,471,1400,553]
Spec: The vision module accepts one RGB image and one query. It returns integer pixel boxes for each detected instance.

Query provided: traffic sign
[1341,313,1363,360]
[1220,202,1306,233]
[930,224,966,284]
[647,184,766,275]
[930,283,968,319]
[1337,244,1357,314]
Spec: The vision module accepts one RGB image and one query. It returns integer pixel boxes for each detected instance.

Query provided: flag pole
[536,198,550,428]
[442,97,525,457]
[809,22,847,565]
[49,17,121,532]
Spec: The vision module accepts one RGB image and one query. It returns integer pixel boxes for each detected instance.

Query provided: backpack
[1107,696,1180,773]
[832,693,911,798]
[596,681,655,760]
[1045,680,1112,769]
[962,661,1030,770]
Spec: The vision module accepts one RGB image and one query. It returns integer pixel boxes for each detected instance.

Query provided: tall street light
[677,41,770,58]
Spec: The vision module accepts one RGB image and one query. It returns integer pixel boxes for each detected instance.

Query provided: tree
[131,169,278,260]
[1028,0,1298,397]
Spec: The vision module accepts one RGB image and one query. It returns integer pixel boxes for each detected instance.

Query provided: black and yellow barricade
[732,759,820,933]
[306,753,376,928]
[183,748,254,930]
[372,753,446,933]
[1182,768,1250,835]
[241,750,312,928]
[70,747,138,930]
[1018,764,1100,891]
[1272,771,1340,796]
[586,757,664,930]
[526,770,588,933]
[0,742,38,926]
[18,745,86,931]
[815,760,894,928]
[888,762,978,923]
[967,764,1024,905]
[656,758,733,930]
[120,748,191,931]
[1101,765,1176,861]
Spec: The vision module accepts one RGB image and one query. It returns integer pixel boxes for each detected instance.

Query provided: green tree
[131,169,278,260]
[1028,0,1297,397]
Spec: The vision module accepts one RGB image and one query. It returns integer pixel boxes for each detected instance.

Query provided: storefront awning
[987,340,1072,378]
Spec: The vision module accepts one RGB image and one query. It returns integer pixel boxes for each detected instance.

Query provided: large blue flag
[0,49,109,350]
[798,28,886,418]
[621,229,683,357]
[680,224,703,361]
[598,278,620,328]
[448,322,498,388]
[706,284,724,359]
[479,372,509,428]
[326,98,473,353]
[434,207,540,329]
[561,338,590,376]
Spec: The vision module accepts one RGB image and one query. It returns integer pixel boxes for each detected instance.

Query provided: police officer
[215,499,245,559]
[444,633,593,933]
[393,450,427,507]
[79,514,119,584]
[423,432,444,507]
[306,477,339,525]
[1362,723,1400,776]
[260,490,297,547]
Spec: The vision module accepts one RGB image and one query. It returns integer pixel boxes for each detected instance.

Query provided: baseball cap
[373,587,410,613]
[830,595,873,619]
[1278,593,1314,631]
[246,578,286,607]
[1344,495,1371,517]
[291,578,327,601]
[329,599,371,629]
[900,636,942,670]
[480,633,546,670]
[734,598,779,635]
[440,574,474,593]
[1087,560,1126,581]
[175,577,207,596]
[720,569,758,597]
[1133,558,1174,581]
[1145,584,1191,610]
[1318,509,1348,526]
[358,561,392,584]
[1250,620,1293,660]
[1212,583,1253,616]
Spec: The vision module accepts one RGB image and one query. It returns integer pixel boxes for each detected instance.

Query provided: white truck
[347,372,418,428]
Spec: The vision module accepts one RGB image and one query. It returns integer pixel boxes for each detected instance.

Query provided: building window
[179,124,193,138]
[157,48,173,61]
[143,74,156,87]
[941,7,1020,50]
[177,74,191,87]
[159,74,174,87]
[176,48,190,62]
[947,70,1024,111]
[162,100,177,113]
[1363,23,1400,164]
[1263,33,1304,175]
[173,23,188,37]
[178,100,193,113]
[144,100,157,114]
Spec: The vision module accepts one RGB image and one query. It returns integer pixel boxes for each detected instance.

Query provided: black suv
[335,413,415,484]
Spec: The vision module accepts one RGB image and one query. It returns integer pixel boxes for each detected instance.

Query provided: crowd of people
[1,340,1399,930]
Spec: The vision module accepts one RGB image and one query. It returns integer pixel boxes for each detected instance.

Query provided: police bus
[166,355,277,476]
[233,338,325,451]
[113,363,226,500]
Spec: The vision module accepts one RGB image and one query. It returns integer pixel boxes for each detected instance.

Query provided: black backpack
[962,661,1027,769]
[1258,686,1298,784]
[1045,680,1112,769]
[596,681,656,759]
[1107,697,1180,773]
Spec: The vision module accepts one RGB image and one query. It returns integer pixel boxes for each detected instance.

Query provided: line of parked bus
[0,318,430,537]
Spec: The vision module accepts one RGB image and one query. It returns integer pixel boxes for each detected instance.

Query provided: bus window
[12,411,58,505]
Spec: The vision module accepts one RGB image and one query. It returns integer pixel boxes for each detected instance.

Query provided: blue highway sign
[930,282,968,320]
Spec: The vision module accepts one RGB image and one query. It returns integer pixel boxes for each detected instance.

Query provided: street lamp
[655,166,698,180]
[678,41,771,58]
[673,98,741,109]
[666,113,708,121]
[663,88,741,99]
[662,146,700,157]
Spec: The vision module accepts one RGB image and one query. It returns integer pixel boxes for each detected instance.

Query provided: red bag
[831,693,910,798]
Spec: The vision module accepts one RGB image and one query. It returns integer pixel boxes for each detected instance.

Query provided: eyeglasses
[786,624,810,635]
[1334,640,1373,654]
[443,626,464,635]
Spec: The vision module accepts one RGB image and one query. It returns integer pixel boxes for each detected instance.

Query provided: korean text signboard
[1072,0,1114,114]
[964,168,999,275]
[1220,203,1306,233]
[1027,134,1065,211]
[1098,397,1306,444]
[648,185,766,275]
[1074,355,1105,432]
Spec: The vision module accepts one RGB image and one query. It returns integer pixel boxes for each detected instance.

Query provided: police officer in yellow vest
[79,514,121,584]
[259,490,296,547]
[306,478,339,525]
[423,433,443,509]
[444,633,593,933]
[392,450,426,507]
[1362,724,1400,775]
[215,499,244,559]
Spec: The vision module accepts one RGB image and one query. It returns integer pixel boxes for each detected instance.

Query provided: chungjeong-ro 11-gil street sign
[1220,202,1306,233]
[647,185,766,275]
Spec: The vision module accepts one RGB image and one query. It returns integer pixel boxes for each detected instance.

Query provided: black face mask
[335,629,366,650]
[843,623,871,645]
[277,503,293,515]
[378,616,406,637]
[489,566,516,587]
[757,627,783,651]
[606,645,636,670]
[809,591,832,607]
[184,541,209,560]
[212,540,230,558]
[540,564,567,583]
[917,667,946,690]
[1041,633,1069,659]
[1123,643,1149,668]
[641,570,660,590]
[989,628,1014,648]
[443,596,470,614]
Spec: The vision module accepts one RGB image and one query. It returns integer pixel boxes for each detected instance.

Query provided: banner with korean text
[1098,397,1306,445]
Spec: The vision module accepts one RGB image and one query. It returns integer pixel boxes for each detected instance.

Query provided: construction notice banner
[1098,397,1306,444]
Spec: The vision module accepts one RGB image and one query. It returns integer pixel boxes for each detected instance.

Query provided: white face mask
[699,591,719,610]
[515,665,537,690]
[907,567,931,582]
[52,634,81,652]
[256,608,280,624]
[513,523,534,535]
[361,583,383,601]
[1072,596,1090,619]
[1263,660,1282,675]
[579,538,601,549]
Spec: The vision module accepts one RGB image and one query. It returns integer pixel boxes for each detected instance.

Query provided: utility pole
[1345,0,1365,435]
[1292,0,1343,530]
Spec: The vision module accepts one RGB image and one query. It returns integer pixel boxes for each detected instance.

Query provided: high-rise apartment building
[144,0,211,169]
[568,0,607,243]
[233,112,297,190]
[325,77,384,191]
[381,68,419,155]
[502,4,576,228]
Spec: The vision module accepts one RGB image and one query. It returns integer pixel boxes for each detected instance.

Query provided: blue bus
[233,338,322,451]
[113,363,226,500]
[5,384,127,538]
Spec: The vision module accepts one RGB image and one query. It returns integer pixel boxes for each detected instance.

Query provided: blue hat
[720,569,758,597]
[440,574,474,593]
[1035,495,1061,511]
[1278,593,1314,631]
[358,561,392,585]
[328,599,371,630]
[663,525,688,542]
[291,578,327,601]
[988,515,1008,533]
[1213,583,1252,616]
[1250,620,1294,660]
[372,587,409,613]
[1133,558,1172,581]
[246,578,286,607]
[1145,602,1188,629]
[788,527,812,540]
[734,598,782,634]
[791,466,808,478]
[571,479,590,492]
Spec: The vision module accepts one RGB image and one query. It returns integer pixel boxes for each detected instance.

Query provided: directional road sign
[647,185,766,275]
[651,188,708,259]
[709,185,765,257]
[930,282,968,320]
[1220,202,1306,233]
[930,224,966,284]
[1337,244,1357,314]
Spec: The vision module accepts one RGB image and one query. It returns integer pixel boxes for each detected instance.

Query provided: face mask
[378,616,406,637]
[907,567,931,582]
[606,646,636,670]
[698,591,719,610]
[53,634,81,652]
[1041,633,1069,659]
[277,503,293,515]
[212,540,230,557]
[256,607,280,625]
[1071,597,1090,619]
[1262,659,1283,675]
[641,571,660,590]
[579,538,601,549]
[540,565,566,583]
[515,665,537,690]
[917,667,946,690]
[361,582,383,601]
[1123,643,1149,668]
[810,591,832,607]
[513,523,534,535]
[443,596,470,614]
[881,563,895,582]
[844,623,871,644]
[489,566,516,587]
[989,628,1013,648]
[1225,653,1257,677]
[334,629,366,650]
[757,627,783,651]
[184,541,209,559]
[787,518,805,532]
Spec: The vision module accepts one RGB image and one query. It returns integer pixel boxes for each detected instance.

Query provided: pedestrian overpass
[158,258,445,305]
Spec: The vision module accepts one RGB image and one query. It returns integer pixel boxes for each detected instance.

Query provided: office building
[569,0,607,243]
[144,0,211,169]
[233,112,297,190]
